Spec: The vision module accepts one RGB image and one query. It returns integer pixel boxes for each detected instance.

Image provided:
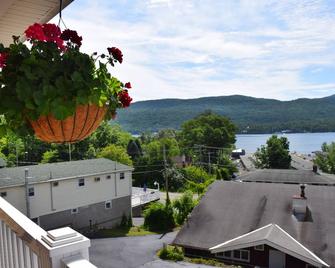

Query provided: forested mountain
[115,94,335,134]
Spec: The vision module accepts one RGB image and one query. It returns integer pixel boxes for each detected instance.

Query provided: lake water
[236,132,335,154]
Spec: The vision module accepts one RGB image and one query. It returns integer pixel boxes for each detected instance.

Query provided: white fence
[131,187,160,207]
[0,196,97,268]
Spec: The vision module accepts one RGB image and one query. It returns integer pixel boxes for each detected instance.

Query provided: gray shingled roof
[173,181,335,267]
[210,223,329,267]
[0,158,133,188]
[239,169,335,185]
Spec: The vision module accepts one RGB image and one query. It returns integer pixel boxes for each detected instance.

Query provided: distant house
[0,158,133,230]
[174,180,334,267]
[239,169,335,186]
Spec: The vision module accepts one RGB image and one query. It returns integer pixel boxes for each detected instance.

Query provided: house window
[28,187,35,197]
[223,251,231,258]
[106,175,111,179]
[53,181,59,187]
[216,251,231,259]
[216,250,249,262]
[71,208,79,214]
[255,245,264,251]
[78,178,85,187]
[105,200,112,209]
[94,177,101,182]
[233,250,241,259]
[120,173,125,180]
[0,192,7,197]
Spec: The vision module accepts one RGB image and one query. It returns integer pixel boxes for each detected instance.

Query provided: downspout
[24,168,31,218]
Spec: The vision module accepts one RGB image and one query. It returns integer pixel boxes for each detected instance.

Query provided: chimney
[313,165,318,173]
[292,184,307,215]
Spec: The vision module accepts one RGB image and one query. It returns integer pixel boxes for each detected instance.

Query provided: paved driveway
[89,232,212,268]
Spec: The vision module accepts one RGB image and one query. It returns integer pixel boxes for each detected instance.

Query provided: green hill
[115,94,335,134]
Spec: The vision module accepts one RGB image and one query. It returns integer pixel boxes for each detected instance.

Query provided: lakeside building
[0,158,133,230]
[174,180,334,268]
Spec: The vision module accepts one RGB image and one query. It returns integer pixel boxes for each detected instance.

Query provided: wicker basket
[29,104,107,143]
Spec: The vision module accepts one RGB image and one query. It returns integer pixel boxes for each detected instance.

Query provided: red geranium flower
[61,29,83,47]
[107,47,123,63]
[118,90,132,108]
[42,24,61,42]
[124,82,132,89]
[25,23,46,41]
[0,52,8,68]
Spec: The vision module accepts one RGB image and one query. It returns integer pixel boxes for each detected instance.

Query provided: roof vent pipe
[292,184,307,216]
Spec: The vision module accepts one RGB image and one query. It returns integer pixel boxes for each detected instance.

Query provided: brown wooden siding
[184,244,311,268]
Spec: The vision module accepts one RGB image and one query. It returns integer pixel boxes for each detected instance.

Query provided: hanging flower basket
[0,23,132,143]
[29,104,107,143]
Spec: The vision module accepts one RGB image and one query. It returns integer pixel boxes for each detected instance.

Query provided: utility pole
[208,151,212,174]
[68,143,72,161]
[163,144,170,204]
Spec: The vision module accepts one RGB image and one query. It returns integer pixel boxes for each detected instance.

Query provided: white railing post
[0,196,97,268]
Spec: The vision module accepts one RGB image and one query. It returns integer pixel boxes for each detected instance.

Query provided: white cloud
[57,0,335,101]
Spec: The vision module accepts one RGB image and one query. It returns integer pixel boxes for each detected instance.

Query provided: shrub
[173,191,196,225]
[158,246,184,261]
[144,202,175,232]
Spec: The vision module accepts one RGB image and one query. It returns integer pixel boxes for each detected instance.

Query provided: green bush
[158,246,184,261]
[144,202,175,232]
[173,191,196,225]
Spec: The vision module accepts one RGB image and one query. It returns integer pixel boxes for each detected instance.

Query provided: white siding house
[0,158,133,230]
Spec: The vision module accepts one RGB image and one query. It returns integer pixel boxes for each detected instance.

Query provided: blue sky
[57,0,335,101]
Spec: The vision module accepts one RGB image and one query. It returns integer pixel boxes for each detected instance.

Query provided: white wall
[0,170,132,219]
[0,186,26,214]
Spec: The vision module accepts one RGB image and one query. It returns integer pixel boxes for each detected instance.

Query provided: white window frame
[254,245,264,251]
[105,200,112,209]
[216,249,249,262]
[0,191,7,197]
[28,187,35,197]
[71,208,79,214]
[78,178,85,187]
[120,172,125,180]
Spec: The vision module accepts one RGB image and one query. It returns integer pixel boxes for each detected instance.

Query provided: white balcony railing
[131,187,160,207]
[0,196,97,268]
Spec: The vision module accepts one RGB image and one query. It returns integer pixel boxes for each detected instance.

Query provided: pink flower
[0,52,8,68]
[107,47,123,63]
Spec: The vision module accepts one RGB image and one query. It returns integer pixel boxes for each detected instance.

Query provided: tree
[173,191,196,225]
[179,111,236,151]
[127,140,142,160]
[97,144,133,166]
[314,142,335,174]
[143,202,175,232]
[41,149,60,163]
[254,135,291,169]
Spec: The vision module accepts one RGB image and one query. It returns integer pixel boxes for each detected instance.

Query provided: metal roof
[0,158,133,188]
[173,180,335,267]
